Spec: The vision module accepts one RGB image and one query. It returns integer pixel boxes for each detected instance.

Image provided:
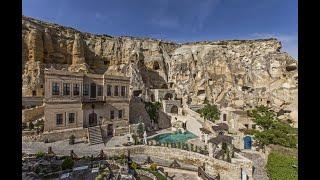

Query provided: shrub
[36,151,45,159]
[61,157,74,170]
[150,163,157,171]
[266,152,298,180]
[197,104,220,122]
[120,153,126,160]
[132,134,139,145]
[137,122,145,137]
[248,105,298,148]
[69,135,75,145]
[131,161,138,169]
[29,122,34,130]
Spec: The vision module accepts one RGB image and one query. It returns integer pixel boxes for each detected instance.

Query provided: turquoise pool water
[150,131,197,144]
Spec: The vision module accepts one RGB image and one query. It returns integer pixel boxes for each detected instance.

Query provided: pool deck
[147,128,173,139]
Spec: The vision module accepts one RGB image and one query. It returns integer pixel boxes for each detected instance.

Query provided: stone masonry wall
[104,145,252,180]
[22,105,44,123]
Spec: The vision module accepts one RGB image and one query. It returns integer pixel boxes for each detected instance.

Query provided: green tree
[248,106,298,148]
[36,151,45,159]
[137,122,144,137]
[197,104,220,122]
[29,122,34,130]
[61,157,74,170]
[145,102,162,123]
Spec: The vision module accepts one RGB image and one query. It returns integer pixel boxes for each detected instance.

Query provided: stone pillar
[204,134,208,144]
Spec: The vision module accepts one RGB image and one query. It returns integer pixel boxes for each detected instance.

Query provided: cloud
[250,33,298,60]
[149,0,220,30]
[151,16,180,29]
[94,12,112,24]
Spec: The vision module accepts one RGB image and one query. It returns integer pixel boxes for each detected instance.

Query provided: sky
[23,0,298,59]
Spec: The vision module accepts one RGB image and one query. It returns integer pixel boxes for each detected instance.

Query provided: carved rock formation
[21,16,298,126]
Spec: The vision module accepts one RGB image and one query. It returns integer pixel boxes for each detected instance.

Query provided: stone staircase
[88,126,104,145]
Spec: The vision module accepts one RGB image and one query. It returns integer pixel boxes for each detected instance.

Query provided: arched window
[170,105,178,114]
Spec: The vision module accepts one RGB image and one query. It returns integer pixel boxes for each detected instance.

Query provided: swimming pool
[150,131,197,144]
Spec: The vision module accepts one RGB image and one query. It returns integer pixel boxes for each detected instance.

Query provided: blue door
[244,136,252,149]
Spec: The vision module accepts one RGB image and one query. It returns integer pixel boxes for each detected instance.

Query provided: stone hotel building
[43,68,130,137]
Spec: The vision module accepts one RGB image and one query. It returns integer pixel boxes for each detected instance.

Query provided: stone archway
[170,105,178,114]
[164,93,173,100]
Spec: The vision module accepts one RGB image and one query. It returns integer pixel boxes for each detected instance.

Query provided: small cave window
[153,62,160,70]
[104,60,110,65]
[32,90,36,97]
[197,90,206,96]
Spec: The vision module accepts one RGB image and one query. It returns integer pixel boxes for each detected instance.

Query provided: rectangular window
[73,84,80,96]
[83,84,89,96]
[68,113,75,124]
[52,82,60,95]
[63,83,70,96]
[32,90,37,96]
[110,110,114,120]
[114,86,119,96]
[107,85,112,96]
[121,86,126,97]
[118,110,123,119]
[98,85,103,96]
[223,114,227,121]
[56,114,63,125]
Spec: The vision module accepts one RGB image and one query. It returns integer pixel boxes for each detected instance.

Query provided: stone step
[88,126,103,145]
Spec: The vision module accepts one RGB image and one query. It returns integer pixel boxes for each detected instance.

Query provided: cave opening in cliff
[104,60,110,66]
[161,84,168,89]
[133,90,142,97]
[286,65,297,72]
[153,62,160,70]
[164,93,173,100]
[197,90,206,96]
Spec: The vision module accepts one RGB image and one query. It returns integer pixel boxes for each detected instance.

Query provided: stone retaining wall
[104,145,253,180]
[40,128,87,142]
[22,105,44,123]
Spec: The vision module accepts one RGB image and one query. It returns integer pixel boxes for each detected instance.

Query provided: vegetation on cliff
[247,105,297,148]
[197,104,220,122]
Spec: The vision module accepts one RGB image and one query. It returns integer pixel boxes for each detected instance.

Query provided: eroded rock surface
[22,16,298,126]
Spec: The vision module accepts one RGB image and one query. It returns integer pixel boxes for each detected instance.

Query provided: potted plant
[69,135,75,145]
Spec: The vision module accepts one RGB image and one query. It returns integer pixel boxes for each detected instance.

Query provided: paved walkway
[239,150,269,180]
[22,136,128,156]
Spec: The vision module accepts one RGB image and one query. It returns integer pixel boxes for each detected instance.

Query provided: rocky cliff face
[22,16,298,125]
